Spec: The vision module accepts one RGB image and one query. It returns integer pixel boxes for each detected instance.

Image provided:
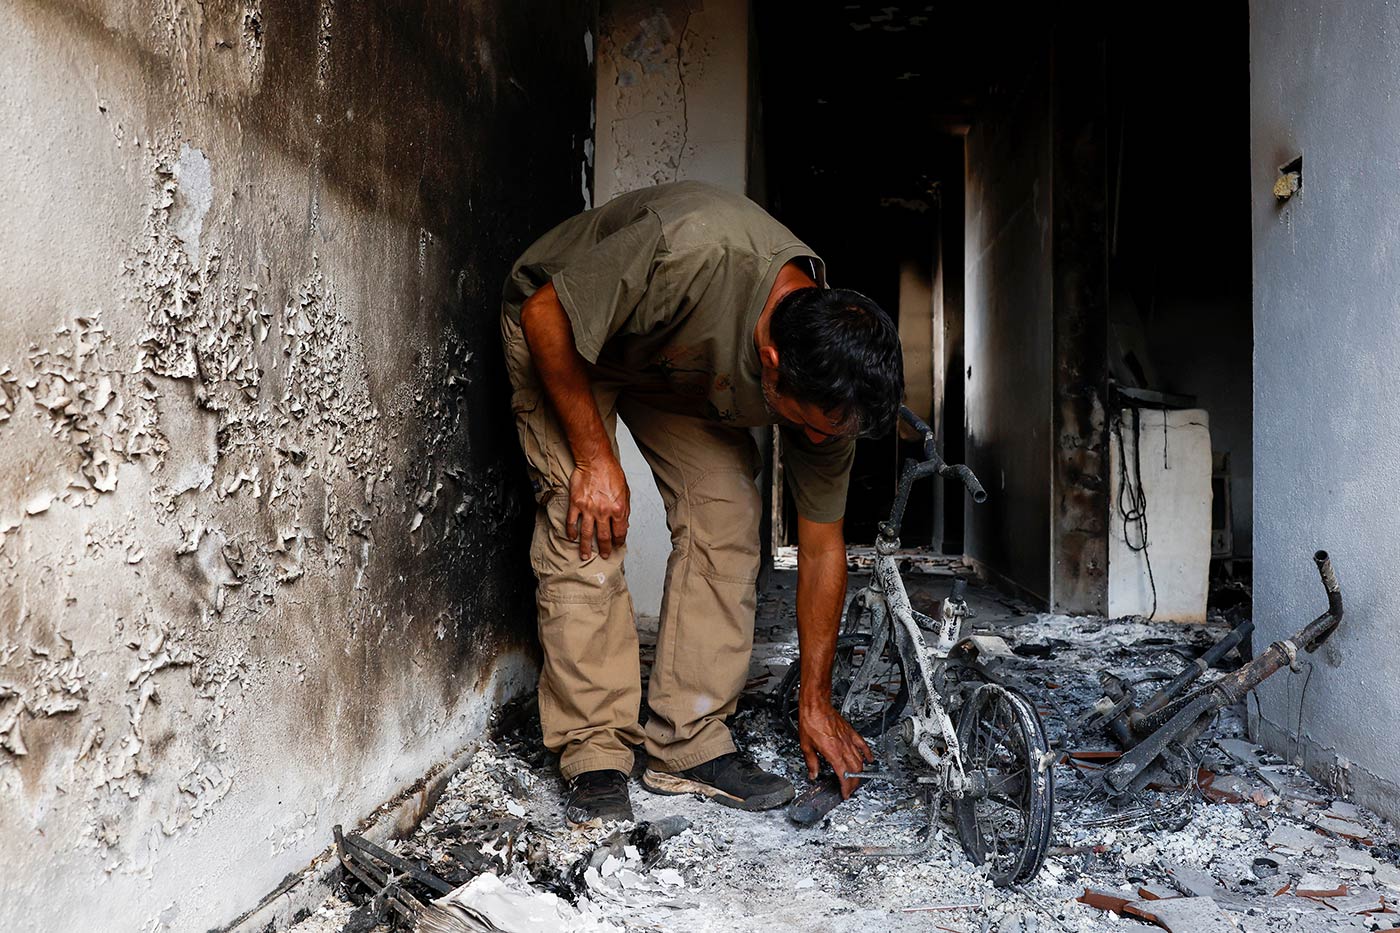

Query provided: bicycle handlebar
[896,406,988,505]
[898,406,939,462]
[946,464,988,504]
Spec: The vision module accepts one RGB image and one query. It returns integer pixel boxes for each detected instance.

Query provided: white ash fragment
[419,871,622,933]
[1374,863,1400,890]
[1337,848,1380,873]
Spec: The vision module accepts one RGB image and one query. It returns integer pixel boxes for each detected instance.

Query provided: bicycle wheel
[774,629,907,738]
[951,684,1054,886]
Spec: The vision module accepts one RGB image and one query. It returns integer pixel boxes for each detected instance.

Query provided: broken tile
[1338,848,1381,873]
[1328,889,1387,915]
[1165,863,1223,898]
[1127,896,1241,932]
[1215,734,1271,762]
[1374,863,1400,891]
[1294,873,1347,898]
[1309,811,1373,842]
[1267,823,1330,856]
[1258,766,1329,804]
[1327,801,1363,821]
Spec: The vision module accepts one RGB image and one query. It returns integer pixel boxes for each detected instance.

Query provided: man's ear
[758,345,780,371]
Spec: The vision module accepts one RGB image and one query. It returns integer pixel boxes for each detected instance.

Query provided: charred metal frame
[793,409,1050,822]
[841,409,990,792]
[1100,551,1344,797]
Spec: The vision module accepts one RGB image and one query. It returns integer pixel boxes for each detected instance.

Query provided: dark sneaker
[564,769,634,828]
[641,752,795,811]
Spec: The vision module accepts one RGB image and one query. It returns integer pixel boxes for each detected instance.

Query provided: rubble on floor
[287,570,1400,933]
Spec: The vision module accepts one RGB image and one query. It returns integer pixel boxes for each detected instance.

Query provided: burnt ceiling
[755,1,1041,224]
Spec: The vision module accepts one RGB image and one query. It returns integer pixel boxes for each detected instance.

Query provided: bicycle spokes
[952,685,1054,885]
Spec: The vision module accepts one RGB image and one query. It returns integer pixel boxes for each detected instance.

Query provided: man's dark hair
[769,286,903,438]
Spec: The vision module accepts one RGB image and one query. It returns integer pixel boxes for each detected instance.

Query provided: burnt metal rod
[1127,552,1339,739]
[342,832,456,897]
[1104,694,1216,795]
[336,825,393,891]
[1104,551,1343,797]
[1136,619,1255,720]
[1107,618,1257,746]
[1099,675,1139,749]
[333,825,421,921]
[1187,550,1341,711]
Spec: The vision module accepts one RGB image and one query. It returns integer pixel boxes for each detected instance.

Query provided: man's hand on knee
[566,453,630,560]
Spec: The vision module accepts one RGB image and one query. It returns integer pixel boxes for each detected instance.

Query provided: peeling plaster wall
[1250,0,1400,822]
[594,0,752,615]
[0,2,593,930]
[595,0,750,199]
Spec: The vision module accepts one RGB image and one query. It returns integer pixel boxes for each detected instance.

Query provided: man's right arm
[520,282,630,560]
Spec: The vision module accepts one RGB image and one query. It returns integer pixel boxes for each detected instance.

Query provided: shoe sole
[566,816,605,831]
[565,811,634,831]
[640,768,795,812]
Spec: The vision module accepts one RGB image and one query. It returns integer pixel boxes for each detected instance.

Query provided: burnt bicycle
[776,406,1054,886]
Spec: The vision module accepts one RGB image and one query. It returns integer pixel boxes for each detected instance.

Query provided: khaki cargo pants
[501,312,761,780]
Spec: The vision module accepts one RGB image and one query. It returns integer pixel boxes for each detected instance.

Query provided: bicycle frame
[838,407,988,796]
[845,543,971,793]
[786,408,1056,882]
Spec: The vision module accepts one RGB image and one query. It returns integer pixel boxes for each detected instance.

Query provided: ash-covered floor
[289,556,1400,933]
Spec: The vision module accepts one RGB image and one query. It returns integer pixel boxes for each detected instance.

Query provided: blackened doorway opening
[755,2,1003,550]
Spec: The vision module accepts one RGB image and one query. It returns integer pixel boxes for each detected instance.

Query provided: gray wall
[964,49,1054,604]
[0,2,592,930]
[1251,0,1400,818]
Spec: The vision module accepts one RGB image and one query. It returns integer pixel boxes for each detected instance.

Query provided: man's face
[761,377,855,446]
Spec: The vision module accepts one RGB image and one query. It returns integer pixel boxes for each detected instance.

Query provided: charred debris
[287,550,1400,933]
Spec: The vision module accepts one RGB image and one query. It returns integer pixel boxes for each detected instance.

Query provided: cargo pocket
[686,468,763,584]
[511,387,569,505]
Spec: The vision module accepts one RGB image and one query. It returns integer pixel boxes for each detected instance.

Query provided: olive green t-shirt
[503,180,854,523]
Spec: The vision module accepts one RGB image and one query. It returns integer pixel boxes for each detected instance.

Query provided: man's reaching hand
[798,698,874,798]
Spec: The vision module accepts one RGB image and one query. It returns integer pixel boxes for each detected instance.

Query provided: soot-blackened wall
[964,44,1054,604]
[0,2,592,930]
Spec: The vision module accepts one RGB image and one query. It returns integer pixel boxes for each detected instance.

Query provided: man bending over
[500,180,903,827]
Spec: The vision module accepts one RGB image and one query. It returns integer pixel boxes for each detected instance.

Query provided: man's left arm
[795,514,873,798]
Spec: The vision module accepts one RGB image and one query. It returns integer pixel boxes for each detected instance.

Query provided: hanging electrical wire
[1113,405,1158,621]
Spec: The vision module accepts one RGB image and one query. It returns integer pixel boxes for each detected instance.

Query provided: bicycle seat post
[876,519,900,555]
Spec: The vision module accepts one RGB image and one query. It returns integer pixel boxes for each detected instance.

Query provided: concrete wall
[595,0,752,615]
[596,0,750,197]
[964,48,1054,604]
[0,3,593,930]
[1250,0,1400,820]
